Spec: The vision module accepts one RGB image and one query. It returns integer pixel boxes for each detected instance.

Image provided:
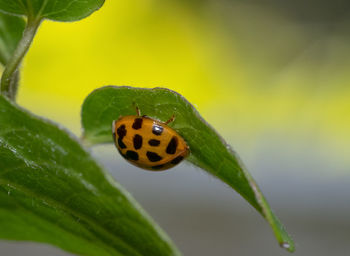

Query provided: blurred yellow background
[4,1,349,255]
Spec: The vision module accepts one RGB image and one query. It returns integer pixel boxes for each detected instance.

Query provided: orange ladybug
[112,107,189,170]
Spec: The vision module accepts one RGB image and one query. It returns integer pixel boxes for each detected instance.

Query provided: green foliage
[0,0,296,253]
[0,0,105,21]
[0,12,25,66]
[81,86,295,252]
[0,1,181,255]
[0,95,180,256]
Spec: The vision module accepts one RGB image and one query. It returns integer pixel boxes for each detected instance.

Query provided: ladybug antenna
[164,114,175,125]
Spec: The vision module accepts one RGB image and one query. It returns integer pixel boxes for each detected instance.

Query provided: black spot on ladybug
[166,136,178,154]
[126,150,139,161]
[118,138,127,149]
[152,124,163,135]
[151,164,165,170]
[132,118,143,130]
[117,124,127,139]
[146,151,163,162]
[171,155,184,165]
[148,139,160,146]
[133,134,143,150]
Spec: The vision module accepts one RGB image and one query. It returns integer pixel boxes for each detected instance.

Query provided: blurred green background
[1,0,350,255]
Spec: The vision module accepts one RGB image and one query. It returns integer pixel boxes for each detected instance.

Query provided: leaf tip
[280,241,295,253]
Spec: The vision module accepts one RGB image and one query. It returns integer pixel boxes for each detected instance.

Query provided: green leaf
[0,95,180,256]
[0,12,25,66]
[81,86,295,252]
[0,0,104,22]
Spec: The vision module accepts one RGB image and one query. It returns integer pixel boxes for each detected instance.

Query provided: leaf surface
[0,0,104,21]
[0,95,180,256]
[81,86,295,252]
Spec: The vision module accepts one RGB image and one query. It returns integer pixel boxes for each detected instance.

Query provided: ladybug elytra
[112,107,189,171]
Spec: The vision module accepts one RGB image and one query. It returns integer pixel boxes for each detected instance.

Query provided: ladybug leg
[112,120,116,133]
[135,106,141,116]
[164,114,175,125]
[132,102,141,116]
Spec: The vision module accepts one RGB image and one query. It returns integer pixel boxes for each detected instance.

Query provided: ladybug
[112,107,189,171]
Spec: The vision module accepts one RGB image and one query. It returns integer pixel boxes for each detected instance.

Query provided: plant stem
[0,16,42,101]
[8,70,20,100]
